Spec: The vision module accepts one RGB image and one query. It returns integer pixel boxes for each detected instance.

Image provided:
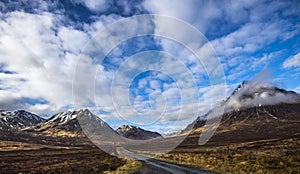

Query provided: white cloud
[0,12,66,113]
[143,0,257,35]
[282,52,300,69]
[211,21,285,58]
[0,11,116,116]
[225,81,300,111]
[149,80,160,90]
[0,7,153,116]
[143,0,194,21]
[58,27,90,54]
[73,0,107,12]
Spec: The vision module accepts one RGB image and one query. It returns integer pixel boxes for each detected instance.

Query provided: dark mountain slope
[182,81,300,146]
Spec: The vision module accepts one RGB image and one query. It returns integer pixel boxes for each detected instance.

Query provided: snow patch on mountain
[0,110,45,130]
[45,109,105,126]
[46,109,84,125]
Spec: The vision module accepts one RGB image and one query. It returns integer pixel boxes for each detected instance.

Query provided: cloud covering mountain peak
[225,80,300,111]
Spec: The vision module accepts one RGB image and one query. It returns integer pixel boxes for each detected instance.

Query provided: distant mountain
[0,110,45,130]
[183,81,300,142]
[116,125,162,140]
[26,109,113,138]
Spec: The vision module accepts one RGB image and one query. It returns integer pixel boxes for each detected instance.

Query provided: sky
[0,0,299,133]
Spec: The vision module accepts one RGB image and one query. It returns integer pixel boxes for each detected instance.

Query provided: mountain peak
[116,125,137,131]
[46,109,94,125]
[230,80,249,96]
[116,125,161,140]
[185,81,300,133]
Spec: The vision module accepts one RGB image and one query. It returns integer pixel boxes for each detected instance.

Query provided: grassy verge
[103,158,143,174]
[157,138,299,174]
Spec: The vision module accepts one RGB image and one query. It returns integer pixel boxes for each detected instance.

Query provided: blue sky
[0,0,299,133]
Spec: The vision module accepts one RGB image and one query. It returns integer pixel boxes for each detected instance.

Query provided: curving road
[118,147,217,174]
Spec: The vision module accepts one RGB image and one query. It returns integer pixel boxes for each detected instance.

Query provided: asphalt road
[118,147,217,174]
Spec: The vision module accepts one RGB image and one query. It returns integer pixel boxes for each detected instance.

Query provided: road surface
[118,147,217,174]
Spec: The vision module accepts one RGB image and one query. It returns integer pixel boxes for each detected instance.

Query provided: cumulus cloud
[0,12,65,113]
[0,10,125,116]
[144,0,258,37]
[58,26,90,54]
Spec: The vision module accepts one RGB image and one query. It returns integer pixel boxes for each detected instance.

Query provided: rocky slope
[183,81,300,143]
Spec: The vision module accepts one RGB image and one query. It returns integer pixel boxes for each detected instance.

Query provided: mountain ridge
[0,110,45,130]
[183,81,300,133]
[116,125,162,140]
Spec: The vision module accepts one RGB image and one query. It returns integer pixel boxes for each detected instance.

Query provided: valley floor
[0,140,141,174]
[157,137,300,174]
[0,137,299,173]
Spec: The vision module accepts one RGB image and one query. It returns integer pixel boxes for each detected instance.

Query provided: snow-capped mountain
[116,125,162,140]
[179,81,300,146]
[29,109,114,137]
[185,81,300,132]
[0,110,45,130]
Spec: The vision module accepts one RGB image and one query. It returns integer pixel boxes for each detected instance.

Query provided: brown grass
[158,138,300,174]
[103,159,143,174]
[0,144,126,173]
